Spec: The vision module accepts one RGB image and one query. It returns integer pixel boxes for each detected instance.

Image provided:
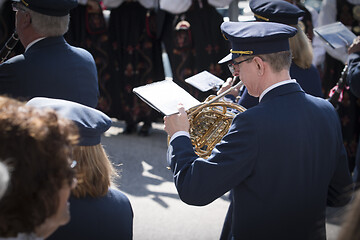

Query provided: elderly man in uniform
[164,21,353,240]
[0,0,99,108]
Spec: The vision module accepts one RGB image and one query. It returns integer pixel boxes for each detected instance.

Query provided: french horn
[185,80,246,158]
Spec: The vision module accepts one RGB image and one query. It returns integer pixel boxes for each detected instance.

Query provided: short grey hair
[25,6,70,36]
[258,51,292,72]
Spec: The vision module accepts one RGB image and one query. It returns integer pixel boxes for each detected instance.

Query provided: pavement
[101,119,349,240]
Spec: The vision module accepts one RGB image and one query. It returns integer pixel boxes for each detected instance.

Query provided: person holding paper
[164,21,353,240]
[346,36,360,188]
[316,0,360,68]
[316,0,360,176]
[218,0,323,110]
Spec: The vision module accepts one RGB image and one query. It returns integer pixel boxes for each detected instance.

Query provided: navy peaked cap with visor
[12,0,77,16]
[26,97,112,146]
[218,21,297,64]
[250,0,305,25]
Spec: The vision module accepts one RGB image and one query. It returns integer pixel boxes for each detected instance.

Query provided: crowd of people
[1,0,360,239]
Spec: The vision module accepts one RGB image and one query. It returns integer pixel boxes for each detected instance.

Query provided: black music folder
[314,22,356,49]
[133,79,200,116]
[185,70,224,92]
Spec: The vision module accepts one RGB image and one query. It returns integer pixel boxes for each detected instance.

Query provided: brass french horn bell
[168,80,246,159]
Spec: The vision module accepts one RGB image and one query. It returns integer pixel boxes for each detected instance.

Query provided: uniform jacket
[48,188,133,240]
[238,63,323,109]
[168,82,352,240]
[347,52,360,98]
[0,36,99,107]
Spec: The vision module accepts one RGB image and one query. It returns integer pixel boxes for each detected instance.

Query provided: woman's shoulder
[107,188,132,204]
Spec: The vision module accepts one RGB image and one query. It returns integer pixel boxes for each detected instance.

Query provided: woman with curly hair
[0,96,78,239]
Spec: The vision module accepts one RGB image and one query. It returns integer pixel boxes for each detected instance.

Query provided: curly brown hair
[0,96,78,237]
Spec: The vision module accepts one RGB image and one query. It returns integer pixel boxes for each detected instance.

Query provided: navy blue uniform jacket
[0,37,99,108]
[48,188,133,240]
[238,63,323,109]
[168,82,352,240]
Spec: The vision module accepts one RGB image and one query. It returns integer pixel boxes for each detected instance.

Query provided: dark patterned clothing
[347,52,360,186]
[321,0,360,172]
[0,0,24,60]
[107,2,164,126]
[65,3,112,114]
[161,0,230,102]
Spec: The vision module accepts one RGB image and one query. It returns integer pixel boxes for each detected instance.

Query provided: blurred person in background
[0,96,78,239]
[315,0,360,179]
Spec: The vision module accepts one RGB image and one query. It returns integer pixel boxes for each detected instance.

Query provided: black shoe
[123,124,136,134]
[138,123,151,136]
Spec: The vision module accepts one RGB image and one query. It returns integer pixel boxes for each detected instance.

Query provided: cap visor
[218,53,232,64]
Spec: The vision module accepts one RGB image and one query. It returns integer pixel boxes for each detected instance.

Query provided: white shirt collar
[25,37,46,52]
[259,79,297,102]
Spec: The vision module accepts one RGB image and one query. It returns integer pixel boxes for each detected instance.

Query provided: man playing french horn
[164,21,352,240]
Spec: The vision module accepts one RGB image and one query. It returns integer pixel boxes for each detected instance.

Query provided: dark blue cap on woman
[249,0,304,25]
[26,97,112,146]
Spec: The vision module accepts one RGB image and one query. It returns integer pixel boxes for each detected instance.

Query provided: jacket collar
[25,36,66,53]
[260,82,304,103]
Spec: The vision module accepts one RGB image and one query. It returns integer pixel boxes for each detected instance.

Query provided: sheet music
[314,22,356,49]
[133,79,201,116]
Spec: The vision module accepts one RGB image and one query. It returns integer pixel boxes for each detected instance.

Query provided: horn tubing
[188,77,244,117]
[0,32,19,64]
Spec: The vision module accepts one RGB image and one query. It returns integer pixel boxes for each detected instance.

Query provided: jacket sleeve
[327,110,353,207]
[168,112,258,206]
[347,52,360,98]
[0,60,21,97]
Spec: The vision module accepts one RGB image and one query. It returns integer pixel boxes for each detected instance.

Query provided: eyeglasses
[12,2,27,12]
[227,57,254,75]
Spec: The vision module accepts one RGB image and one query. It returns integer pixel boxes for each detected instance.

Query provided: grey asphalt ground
[101,119,349,240]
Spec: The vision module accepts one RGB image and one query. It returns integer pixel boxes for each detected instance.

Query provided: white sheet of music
[133,79,201,116]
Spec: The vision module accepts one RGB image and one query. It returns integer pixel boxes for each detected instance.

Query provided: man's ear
[253,57,264,76]
[24,12,32,26]
[18,12,32,29]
